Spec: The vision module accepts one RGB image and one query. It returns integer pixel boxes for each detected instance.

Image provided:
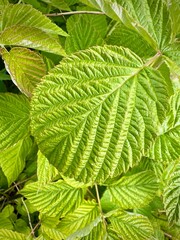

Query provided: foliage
[0,0,179,239]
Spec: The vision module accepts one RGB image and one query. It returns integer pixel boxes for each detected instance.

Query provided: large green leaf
[0,138,32,186]
[0,229,26,240]
[106,22,155,58]
[58,201,103,239]
[81,0,172,50]
[37,151,59,187]
[1,47,46,97]
[0,4,67,36]
[65,14,107,54]
[166,0,180,37]
[0,93,30,150]
[31,45,170,184]
[163,163,180,224]
[0,25,66,56]
[108,171,158,209]
[164,42,180,69]
[149,91,180,162]
[109,211,153,240]
[21,180,84,217]
[41,0,79,10]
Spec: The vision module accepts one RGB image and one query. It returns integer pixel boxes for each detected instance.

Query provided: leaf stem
[144,51,162,67]
[14,183,35,238]
[46,11,105,17]
[95,184,106,230]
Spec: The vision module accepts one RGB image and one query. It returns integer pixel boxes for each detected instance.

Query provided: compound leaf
[1,47,46,97]
[31,45,170,184]
[21,180,84,217]
[0,93,30,150]
[108,171,158,209]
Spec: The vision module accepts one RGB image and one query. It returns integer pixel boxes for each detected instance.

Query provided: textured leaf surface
[108,171,158,209]
[106,22,155,58]
[1,3,67,36]
[164,42,180,68]
[58,201,102,239]
[37,151,59,187]
[31,45,170,184]
[0,229,26,240]
[21,180,84,217]
[1,48,46,97]
[0,138,32,186]
[41,0,79,10]
[149,91,180,162]
[41,225,64,240]
[0,25,66,56]
[65,14,107,53]
[109,211,153,240]
[0,93,30,150]
[82,0,172,50]
[163,163,180,224]
[167,0,180,37]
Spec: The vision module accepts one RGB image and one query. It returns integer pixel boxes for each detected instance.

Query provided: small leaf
[21,180,84,217]
[163,163,180,224]
[1,47,47,97]
[65,14,107,53]
[1,4,67,36]
[37,151,59,187]
[58,201,102,239]
[108,171,158,209]
[0,229,26,240]
[109,211,153,240]
[0,25,66,56]
[0,138,32,186]
[0,93,30,150]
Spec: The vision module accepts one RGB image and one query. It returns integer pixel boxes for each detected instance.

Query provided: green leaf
[41,0,78,11]
[21,180,84,217]
[41,225,64,240]
[81,0,172,50]
[108,171,158,209]
[106,22,155,58]
[0,93,30,150]
[163,163,180,224]
[65,14,107,54]
[1,47,47,97]
[0,138,32,186]
[164,42,180,69]
[37,151,59,187]
[149,91,180,162]
[0,25,66,56]
[1,4,67,36]
[0,229,26,240]
[109,211,153,240]
[58,201,103,239]
[166,0,180,37]
[0,69,11,80]
[31,45,170,184]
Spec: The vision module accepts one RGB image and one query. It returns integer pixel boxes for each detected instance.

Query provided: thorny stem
[46,10,105,17]
[95,184,106,230]
[14,183,35,238]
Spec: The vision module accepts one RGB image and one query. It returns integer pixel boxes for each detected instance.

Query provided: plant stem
[164,232,172,239]
[95,184,106,230]
[144,51,162,67]
[14,183,35,238]
[46,11,105,17]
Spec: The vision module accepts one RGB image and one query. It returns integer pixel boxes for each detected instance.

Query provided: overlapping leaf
[0,25,66,56]
[149,91,180,162]
[31,45,170,184]
[58,201,103,239]
[109,211,153,240]
[0,93,30,150]
[1,47,46,97]
[65,14,107,53]
[0,4,67,36]
[0,138,32,186]
[0,229,26,240]
[81,0,172,50]
[163,163,180,224]
[37,151,59,187]
[21,180,84,217]
[106,22,155,58]
[108,171,158,209]
[41,0,79,11]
